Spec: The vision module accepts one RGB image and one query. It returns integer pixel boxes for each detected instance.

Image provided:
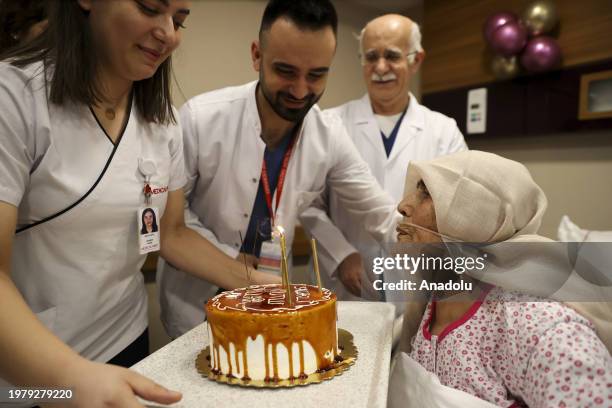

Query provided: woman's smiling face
[77,0,191,81]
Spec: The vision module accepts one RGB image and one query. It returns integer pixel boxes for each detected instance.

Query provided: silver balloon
[491,55,520,79]
[522,0,559,36]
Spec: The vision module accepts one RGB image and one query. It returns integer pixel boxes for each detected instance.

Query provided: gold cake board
[195,328,357,388]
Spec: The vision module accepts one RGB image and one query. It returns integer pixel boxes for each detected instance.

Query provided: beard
[259,69,322,123]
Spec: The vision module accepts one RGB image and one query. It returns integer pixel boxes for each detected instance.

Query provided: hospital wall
[171,1,612,239]
[174,1,366,107]
[470,132,612,238]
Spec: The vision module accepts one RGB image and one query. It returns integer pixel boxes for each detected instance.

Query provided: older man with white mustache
[301,14,467,303]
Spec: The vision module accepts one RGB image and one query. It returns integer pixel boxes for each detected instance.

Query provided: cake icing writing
[211,284,333,313]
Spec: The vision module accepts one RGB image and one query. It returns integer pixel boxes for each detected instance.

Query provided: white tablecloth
[132,301,396,408]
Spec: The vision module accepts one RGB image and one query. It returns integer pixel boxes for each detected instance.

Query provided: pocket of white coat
[35,306,58,332]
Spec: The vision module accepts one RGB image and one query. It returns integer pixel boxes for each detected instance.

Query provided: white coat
[157,81,397,338]
[300,94,467,301]
[0,62,186,365]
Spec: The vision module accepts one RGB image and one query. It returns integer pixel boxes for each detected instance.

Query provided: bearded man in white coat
[157,0,399,338]
[300,14,467,303]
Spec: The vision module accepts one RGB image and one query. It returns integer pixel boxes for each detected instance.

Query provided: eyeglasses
[360,49,418,66]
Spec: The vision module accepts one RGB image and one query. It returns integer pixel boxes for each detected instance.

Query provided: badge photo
[138,206,160,254]
[258,238,282,276]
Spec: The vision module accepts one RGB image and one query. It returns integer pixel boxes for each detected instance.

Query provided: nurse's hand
[235,253,282,287]
[250,268,282,286]
[237,252,259,269]
[47,360,182,408]
[337,252,380,300]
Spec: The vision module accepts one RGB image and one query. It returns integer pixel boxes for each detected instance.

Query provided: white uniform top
[157,81,397,338]
[300,93,467,301]
[0,61,186,363]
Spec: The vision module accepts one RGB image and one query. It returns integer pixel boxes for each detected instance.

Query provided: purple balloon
[520,36,562,72]
[483,11,518,46]
[490,21,528,57]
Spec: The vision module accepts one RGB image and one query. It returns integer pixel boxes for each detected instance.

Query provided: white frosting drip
[266,342,274,378]
[209,331,321,380]
[291,342,300,378]
[247,334,266,380]
[218,342,229,373]
[207,324,215,368]
[301,340,317,375]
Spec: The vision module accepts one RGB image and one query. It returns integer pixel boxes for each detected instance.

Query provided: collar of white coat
[356,92,424,131]
[246,80,311,142]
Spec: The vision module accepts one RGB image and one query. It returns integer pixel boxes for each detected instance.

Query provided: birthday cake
[205,283,338,382]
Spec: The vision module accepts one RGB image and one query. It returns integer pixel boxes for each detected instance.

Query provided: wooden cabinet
[423,59,612,139]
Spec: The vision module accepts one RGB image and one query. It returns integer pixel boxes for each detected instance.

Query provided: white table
[132,301,396,408]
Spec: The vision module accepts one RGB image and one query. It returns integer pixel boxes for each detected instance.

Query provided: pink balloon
[490,21,528,57]
[483,11,518,47]
[520,36,562,72]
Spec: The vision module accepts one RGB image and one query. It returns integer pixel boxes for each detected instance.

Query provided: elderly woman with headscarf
[388,151,611,408]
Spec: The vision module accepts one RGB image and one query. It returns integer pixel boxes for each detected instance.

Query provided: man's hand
[337,252,380,299]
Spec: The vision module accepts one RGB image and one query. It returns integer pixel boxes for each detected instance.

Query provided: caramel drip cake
[205,284,338,382]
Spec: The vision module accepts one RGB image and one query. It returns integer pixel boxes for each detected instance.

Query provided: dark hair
[0,0,47,51]
[141,208,159,234]
[1,1,176,125]
[259,0,338,41]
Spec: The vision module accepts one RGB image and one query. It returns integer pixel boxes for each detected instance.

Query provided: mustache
[279,92,315,103]
[371,72,397,82]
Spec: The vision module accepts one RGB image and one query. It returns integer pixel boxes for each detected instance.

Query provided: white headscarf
[399,150,612,352]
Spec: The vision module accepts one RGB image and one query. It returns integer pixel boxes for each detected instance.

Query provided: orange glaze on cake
[205,284,338,381]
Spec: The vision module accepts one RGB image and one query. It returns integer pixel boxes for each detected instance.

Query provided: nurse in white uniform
[0,1,275,407]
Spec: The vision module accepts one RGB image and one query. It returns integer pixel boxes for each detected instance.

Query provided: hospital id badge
[138,207,160,254]
[258,239,282,276]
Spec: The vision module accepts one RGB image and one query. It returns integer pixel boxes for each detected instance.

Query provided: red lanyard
[260,134,298,226]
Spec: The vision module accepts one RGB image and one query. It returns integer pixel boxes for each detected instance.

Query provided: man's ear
[410,50,425,74]
[251,40,262,72]
[77,0,93,11]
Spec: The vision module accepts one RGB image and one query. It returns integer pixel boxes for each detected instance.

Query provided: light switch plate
[467,88,487,134]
